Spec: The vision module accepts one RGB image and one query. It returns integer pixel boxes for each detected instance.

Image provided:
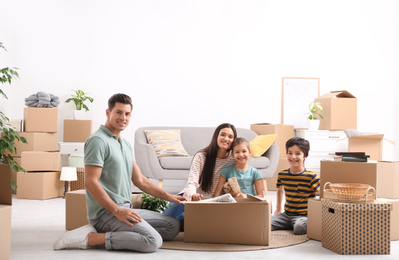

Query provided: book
[341,156,368,162]
[341,154,370,158]
[335,152,366,156]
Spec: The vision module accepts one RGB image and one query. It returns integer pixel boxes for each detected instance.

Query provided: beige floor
[10,186,399,260]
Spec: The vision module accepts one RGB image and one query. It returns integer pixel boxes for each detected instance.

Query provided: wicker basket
[323,182,375,203]
[328,182,370,195]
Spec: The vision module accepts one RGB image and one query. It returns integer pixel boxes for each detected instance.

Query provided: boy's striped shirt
[276,169,320,216]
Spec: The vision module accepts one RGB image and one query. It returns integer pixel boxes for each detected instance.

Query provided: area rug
[161,230,309,251]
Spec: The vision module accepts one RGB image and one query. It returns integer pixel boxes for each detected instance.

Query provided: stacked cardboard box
[16,107,63,200]
[62,119,92,192]
[0,164,12,260]
[308,160,399,247]
[250,123,293,191]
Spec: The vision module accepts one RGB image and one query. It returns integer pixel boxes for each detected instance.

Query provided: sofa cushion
[249,134,277,158]
[159,156,193,170]
[144,129,189,158]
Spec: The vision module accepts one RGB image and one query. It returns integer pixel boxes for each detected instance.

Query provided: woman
[163,123,237,230]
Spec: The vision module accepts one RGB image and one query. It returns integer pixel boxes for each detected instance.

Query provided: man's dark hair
[285,137,310,157]
[108,93,133,111]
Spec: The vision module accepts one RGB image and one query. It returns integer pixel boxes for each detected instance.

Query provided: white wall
[1,0,397,160]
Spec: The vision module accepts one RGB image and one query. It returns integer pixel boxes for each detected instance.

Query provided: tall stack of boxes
[250,123,294,191]
[16,107,63,200]
[61,119,92,192]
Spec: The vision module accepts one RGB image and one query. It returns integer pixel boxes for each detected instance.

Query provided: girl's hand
[274,208,284,215]
[234,192,247,198]
[191,193,203,201]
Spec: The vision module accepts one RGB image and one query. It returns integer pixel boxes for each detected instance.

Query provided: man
[53,93,186,252]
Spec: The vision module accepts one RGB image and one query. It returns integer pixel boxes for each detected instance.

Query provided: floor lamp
[60,167,77,193]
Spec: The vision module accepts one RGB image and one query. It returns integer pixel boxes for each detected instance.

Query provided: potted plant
[0,42,28,190]
[65,89,94,119]
[140,192,170,213]
[307,101,323,130]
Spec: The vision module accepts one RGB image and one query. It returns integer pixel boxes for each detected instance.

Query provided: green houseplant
[65,89,94,112]
[307,102,323,130]
[0,42,28,189]
[140,192,170,213]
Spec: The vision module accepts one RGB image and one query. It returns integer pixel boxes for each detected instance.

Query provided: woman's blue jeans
[162,194,185,231]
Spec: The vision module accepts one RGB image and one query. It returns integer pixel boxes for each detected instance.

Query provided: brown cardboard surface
[307,198,322,241]
[349,134,384,161]
[21,151,61,172]
[322,199,391,255]
[0,164,12,260]
[184,196,271,245]
[66,190,143,230]
[24,107,58,132]
[0,164,12,205]
[266,157,290,191]
[12,132,58,156]
[64,120,92,142]
[16,171,64,200]
[315,90,357,130]
[319,160,378,198]
[0,205,11,260]
[250,123,294,157]
[377,161,399,199]
[377,198,399,241]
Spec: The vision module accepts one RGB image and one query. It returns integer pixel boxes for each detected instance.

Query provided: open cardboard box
[315,90,357,130]
[184,195,271,245]
[0,164,12,260]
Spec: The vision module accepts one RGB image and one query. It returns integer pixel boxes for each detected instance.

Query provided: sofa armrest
[261,144,280,178]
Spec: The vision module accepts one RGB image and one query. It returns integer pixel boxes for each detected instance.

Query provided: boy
[271,137,320,235]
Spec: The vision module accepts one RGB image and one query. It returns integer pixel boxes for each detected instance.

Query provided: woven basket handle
[323,182,332,192]
[366,186,376,200]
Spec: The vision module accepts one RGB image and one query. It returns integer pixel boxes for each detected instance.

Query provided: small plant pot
[73,110,86,120]
[307,119,320,131]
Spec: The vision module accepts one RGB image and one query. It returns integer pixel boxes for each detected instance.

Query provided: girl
[214,137,264,198]
[163,123,237,230]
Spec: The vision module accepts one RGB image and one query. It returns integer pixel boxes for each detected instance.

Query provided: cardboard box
[377,198,399,241]
[315,90,357,130]
[0,164,12,260]
[16,171,64,200]
[24,107,58,132]
[250,123,294,157]
[349,134,384,161]
[266,157,290,191]
[12,132,58,156]
[64,168,85,194]
[9,119,23,131]
[66,190,143,230]
[184,196,271,245]
[21,151,61,172]
[11,157,21,194]
[377,161,399,199]
[307,198,322,241]
[64,120,92,142]
[322,199,391,255]
[320,161,378,198]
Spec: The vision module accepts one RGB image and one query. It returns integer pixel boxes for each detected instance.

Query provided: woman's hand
[191,193,203,201]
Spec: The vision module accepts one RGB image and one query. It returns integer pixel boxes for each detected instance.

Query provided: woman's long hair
[198,123,237,193]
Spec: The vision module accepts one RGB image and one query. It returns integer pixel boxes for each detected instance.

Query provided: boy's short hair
[285,137,310,157]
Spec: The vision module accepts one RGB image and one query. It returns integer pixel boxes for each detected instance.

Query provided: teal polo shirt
[84,125,134,220]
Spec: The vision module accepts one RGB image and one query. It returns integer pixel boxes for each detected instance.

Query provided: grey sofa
[134,126,279,193]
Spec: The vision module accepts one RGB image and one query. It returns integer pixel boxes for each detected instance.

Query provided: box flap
[350,134,384,140]
[330,90,356,98]
[0,164,12,205]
